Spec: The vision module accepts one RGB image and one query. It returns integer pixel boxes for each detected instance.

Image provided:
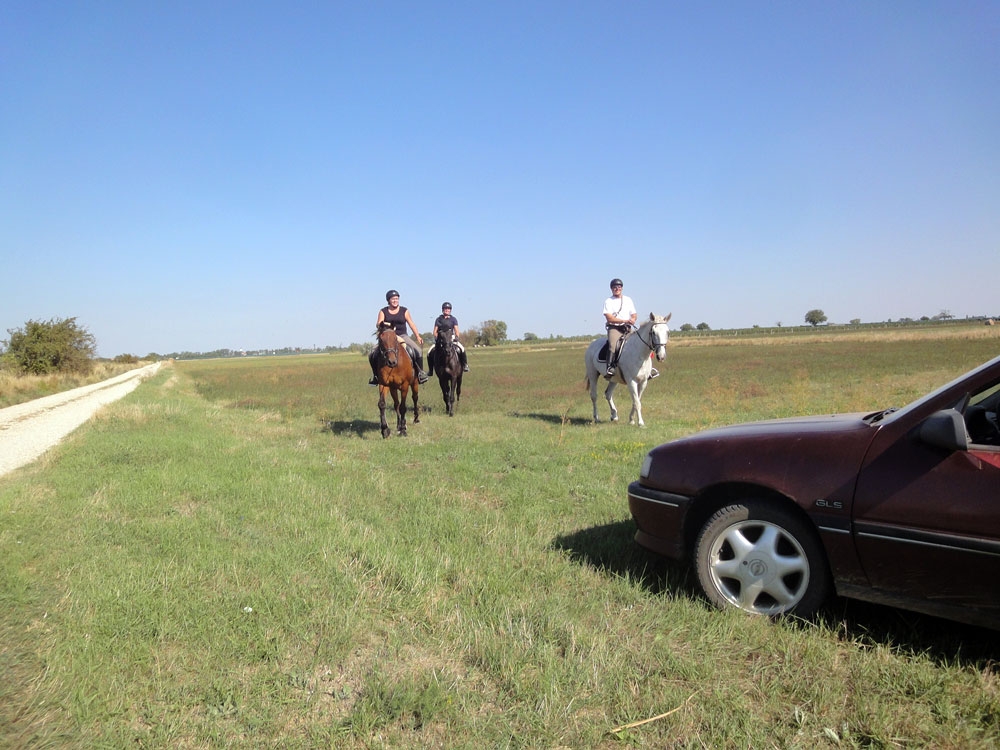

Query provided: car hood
[642,412,878,505]
[688,412,872,439]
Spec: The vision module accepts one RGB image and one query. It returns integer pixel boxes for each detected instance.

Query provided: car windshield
[879,355,1000,424]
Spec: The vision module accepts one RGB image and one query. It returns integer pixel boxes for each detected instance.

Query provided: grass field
[1,325,998,747]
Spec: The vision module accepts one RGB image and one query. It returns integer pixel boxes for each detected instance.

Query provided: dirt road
[0,362,162,477]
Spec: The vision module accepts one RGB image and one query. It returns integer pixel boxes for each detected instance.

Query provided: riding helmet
[610,278,623,289]
[386,289,400,302]
[442,302,452,310]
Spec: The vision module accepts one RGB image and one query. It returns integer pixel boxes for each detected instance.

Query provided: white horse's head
[648,312,671,361]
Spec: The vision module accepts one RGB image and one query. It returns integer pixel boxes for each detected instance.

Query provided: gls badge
[815,499,843,510]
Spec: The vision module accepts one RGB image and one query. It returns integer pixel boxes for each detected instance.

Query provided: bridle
[437,329,454,349]
[378,329,399,367]
[635,323,664,351]
[635,322,668,352]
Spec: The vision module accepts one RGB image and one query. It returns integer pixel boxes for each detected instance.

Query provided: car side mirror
[919,409,970,452]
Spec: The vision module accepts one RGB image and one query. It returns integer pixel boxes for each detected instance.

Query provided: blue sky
[2,2,997,356]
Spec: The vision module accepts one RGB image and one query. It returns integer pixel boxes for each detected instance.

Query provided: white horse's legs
[589,374,601,422]
[627,380,645,426]
[604,382,619,422]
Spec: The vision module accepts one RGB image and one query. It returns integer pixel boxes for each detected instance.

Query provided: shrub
[2,317,97,375]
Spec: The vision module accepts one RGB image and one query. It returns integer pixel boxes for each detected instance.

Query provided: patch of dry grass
[0,360,157,409]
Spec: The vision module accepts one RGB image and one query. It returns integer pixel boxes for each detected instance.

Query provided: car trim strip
[817,525,850,535]
[627,484,689,509]
[855,523,1000,558]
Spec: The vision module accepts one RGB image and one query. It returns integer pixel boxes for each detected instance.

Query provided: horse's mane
[638,313,672,330]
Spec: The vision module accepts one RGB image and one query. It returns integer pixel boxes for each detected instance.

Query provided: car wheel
[694,501,830,618]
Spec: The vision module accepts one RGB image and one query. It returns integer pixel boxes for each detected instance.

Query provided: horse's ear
[665,312,672,322]
[649,312,655,321]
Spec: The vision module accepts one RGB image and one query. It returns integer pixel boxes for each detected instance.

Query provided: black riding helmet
[610,278,623,289]
[386,289,400,302]
[442,302,452,310]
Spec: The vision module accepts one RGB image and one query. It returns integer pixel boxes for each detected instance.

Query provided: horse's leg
[450,361,460,415]
[588,366,601,422]
[395,385,407,436]
[604,382,619,422]
[443,377,450,416]
[627,379,644,427]
[456,371,462,403]
[378,385,391,438]
[411,380,419,424]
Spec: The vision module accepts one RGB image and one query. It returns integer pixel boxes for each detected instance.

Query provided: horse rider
[369,289,429,385]
[431,302,470,373]
[603,278,637,378]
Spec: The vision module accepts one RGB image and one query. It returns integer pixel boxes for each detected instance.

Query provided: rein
[378,331,399,367]
[634,323,666,351]
[634,325,655,350]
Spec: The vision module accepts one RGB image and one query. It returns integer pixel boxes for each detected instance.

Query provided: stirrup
[649,368,660,379]
[368,376,378,386]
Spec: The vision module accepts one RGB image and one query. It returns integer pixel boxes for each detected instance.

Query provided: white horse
[584,313,671,427]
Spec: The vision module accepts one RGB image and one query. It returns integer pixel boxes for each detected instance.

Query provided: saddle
[598,330,631,364]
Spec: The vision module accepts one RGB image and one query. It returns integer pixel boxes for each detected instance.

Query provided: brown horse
[374,322,420,438]
[430,327,463,416]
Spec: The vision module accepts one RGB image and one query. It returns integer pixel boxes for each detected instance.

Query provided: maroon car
[628,355,1000,630]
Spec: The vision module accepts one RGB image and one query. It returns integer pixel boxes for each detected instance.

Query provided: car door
[851,396,1000,623]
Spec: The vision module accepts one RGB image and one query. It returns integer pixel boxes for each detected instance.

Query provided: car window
[969,381,1000,408]
[965,379,1000,447]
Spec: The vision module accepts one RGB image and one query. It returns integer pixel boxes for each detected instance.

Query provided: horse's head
[647,312,671,361]
[376,323,400,367]
[436,327,455,348]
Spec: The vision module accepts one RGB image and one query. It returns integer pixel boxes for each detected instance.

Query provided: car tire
[694,501,830,618]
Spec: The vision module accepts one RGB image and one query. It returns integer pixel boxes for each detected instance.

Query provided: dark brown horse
[430,327,463,416]
[374,322,420,438]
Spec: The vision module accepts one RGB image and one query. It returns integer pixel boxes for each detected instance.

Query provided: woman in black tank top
[369,289,428,384]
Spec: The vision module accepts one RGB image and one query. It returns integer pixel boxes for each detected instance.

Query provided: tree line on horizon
[2,312,995,374]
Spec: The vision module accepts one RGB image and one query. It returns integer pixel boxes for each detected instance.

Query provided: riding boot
[415,353,429,384]
[460,350,469,372]
[368,352,379,385]
[605,354,617,378]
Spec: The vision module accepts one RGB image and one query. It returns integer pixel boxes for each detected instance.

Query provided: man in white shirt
[602,278,637,378]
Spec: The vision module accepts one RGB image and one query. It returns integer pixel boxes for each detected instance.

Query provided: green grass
[1,326,998,747]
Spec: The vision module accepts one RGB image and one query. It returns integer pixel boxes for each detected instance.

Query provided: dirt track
[0,363,162,477]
